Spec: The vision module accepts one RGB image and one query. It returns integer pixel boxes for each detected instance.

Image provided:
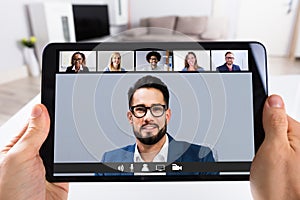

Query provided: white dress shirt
[134,135,169,175]
[72,65,83,71]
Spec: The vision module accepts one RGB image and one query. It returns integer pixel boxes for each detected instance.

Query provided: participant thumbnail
[135,50,172,71]
[59,51,96,72]
[173,50,210,71]
[97,51,134,72]
[211,50,248,72]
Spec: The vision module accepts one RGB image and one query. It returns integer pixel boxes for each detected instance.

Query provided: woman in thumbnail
[182,52,204,71]
[65,52,89,73]
[104,52,126,72]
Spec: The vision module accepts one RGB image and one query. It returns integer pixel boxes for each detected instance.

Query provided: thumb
[262,95,288,142]
[14,104,50,154]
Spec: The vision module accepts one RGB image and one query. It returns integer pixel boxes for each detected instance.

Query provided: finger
[12,104,50,155]
[0,123,28,155]
[286,115,300,148]
[262,95,288,142]
[54,182,69,193]
[46,182,69,199]
[47,182,69,193]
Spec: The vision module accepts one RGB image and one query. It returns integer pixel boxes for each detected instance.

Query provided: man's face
[149,56,158,67]
[127,88,171,145]
[225,53,234,65]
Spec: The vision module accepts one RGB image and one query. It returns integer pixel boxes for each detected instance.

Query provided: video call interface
[59,49,249,72]
[54,48,254,177]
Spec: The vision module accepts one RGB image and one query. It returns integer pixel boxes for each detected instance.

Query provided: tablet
[41,41,268,182]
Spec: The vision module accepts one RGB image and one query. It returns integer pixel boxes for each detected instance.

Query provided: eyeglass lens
[131,104,165,118]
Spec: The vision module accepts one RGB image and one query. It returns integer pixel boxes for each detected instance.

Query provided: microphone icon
[129,164,134,172]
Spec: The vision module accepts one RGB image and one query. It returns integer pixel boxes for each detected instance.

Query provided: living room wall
[0,0,299,84]
[0,0,213,80]
[0,0,72,84]
[0,0,103,84]
[0,0,43,83]
[129,0,212,27]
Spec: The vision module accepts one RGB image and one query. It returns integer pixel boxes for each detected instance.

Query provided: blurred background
[1,0,300,125]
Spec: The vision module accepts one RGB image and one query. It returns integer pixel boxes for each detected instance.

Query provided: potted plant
[21,36,36,48]
[21,36,40,77]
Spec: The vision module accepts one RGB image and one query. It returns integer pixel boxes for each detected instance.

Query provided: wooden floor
[0,76,40,126]
[0,56,300,126]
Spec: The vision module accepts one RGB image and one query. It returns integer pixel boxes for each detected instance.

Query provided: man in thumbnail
[99,75,216,175]
[65,52,89,73]
[216,51,241,72]
[144,51,165,71]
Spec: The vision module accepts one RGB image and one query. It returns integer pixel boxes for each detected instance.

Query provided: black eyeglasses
[73,58,82,61]
[130,104,167,118]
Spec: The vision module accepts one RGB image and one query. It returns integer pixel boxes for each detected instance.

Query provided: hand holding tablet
[0,104,69,199]
[41,41,267,182]
[2,41,300,199]
[2,95,300,199]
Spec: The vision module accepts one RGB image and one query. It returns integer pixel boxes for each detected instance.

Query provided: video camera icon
[171,163,183,171]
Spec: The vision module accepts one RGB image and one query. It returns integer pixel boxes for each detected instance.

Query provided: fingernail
[31,105,43,118]
[268,95,284,108]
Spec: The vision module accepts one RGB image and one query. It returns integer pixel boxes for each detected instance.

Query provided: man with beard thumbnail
[98,75,216,175]
[216,51,241,72]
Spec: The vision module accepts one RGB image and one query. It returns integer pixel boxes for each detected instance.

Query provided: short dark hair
[146,51,161,62]
[225,51,234,57]
[128,75,169,108]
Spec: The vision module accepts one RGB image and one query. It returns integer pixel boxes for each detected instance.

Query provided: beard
[133,122,167,145]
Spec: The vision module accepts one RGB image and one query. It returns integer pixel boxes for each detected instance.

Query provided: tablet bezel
[41,41,268,182]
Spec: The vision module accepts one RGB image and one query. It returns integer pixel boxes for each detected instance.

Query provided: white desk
[268,75,300,121]
[1,75,299,200]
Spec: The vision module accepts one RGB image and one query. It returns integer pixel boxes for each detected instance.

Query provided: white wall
[1,0,299,84]
[0,0,212,81]
[129,0,212,27]
[235,0,299,56]
[0,0,73,82]
[0,1,31,72]
[212,0,240,39]
[0,0,101,83]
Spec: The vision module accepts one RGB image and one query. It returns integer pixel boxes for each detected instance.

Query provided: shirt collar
[134,135,169,162]
[72,65,83,71]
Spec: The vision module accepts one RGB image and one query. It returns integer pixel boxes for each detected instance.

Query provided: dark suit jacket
[97,134,217,176]
[216,63,241,72]
[65,66,89,73]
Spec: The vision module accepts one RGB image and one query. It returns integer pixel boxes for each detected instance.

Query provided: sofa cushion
[175,16,208,35]
[119,34,200,42]
[139,18,149,27]
[147,16,177,34]
[124,27,148,36]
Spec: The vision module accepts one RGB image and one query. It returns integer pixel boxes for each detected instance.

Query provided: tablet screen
[41,42,267,181]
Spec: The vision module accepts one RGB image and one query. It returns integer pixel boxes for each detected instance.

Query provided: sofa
[117,15,228,42]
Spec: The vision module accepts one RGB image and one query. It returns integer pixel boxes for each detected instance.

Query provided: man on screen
[216,51,241,72]
[99,75,217,175]
[144,51,165,71]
